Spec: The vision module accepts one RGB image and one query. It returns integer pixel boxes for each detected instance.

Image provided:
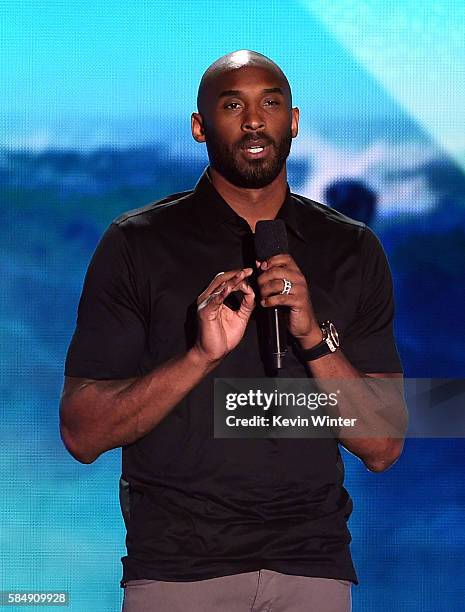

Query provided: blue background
[1,1,465,610]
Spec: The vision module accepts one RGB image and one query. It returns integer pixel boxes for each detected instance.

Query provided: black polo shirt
[65,167,402,586]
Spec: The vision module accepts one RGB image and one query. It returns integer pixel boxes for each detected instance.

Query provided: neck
[209,165,288,232]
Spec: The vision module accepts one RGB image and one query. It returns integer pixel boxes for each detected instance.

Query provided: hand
[194,268,255,364]
[256,254,321,348]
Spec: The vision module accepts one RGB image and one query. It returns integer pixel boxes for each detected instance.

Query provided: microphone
[254,220,289,370]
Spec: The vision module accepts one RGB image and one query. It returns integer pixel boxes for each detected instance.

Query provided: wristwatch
[296,321,340,361]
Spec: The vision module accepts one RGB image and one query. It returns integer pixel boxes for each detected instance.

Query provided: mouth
[241,142,271,160]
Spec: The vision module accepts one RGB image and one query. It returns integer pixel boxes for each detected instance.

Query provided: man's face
[193,66,299,188]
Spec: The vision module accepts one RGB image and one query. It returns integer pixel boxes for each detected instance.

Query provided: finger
[256,268,301,290]
[259,254,297,271]
[260,293,306,308]
[198,270,252,312]
[238,284,256,316]
[197,268,252,305]
[232,279,255,300]
[259,278,296,298]
[229,276,255,294]
[197,291,220,311]
[224,279,255,318]
[219,273,254,303]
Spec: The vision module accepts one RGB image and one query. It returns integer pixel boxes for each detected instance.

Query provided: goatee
[205,131,292,189]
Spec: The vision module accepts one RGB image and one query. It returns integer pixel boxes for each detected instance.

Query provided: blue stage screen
[1,1,464,610]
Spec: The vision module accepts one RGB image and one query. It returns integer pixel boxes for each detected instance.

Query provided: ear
[291,107,299,139]
[191,112,206,143]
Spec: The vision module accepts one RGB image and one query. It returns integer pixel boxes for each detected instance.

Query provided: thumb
[237,282,255,319]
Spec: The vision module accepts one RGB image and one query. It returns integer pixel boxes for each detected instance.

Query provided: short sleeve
[64,222,147,380]
[341,227,403,374]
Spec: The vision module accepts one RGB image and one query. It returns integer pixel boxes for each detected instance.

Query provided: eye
[224,101,242,110]
[264,99,280,106]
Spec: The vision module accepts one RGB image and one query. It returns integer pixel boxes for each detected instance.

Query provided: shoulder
[290,193,389,271]
[290,191,372,246]
[291,192,365,231]
[111,188,196,234]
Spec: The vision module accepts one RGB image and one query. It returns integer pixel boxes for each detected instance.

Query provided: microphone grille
[254,219,289,261]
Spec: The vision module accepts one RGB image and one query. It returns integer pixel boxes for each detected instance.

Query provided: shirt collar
[191,166,308,243]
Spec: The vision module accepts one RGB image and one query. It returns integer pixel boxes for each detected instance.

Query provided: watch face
[321,321,339,352]
[328,322,339,348]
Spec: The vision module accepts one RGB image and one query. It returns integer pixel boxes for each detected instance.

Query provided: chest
[143,229,361,355]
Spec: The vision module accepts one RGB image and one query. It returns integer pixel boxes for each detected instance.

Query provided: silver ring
[197,295,213,311]
[197,287,224,311]
[280,278,292,295]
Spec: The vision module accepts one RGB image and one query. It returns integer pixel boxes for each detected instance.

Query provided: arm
[60,268,255,464]
[302,342,406,472]
[257,244,407,473]
[60,348,215,464]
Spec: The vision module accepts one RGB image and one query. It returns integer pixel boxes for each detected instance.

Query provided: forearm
[61,266,255,465]
[305,348,408,471]
[257,249,406,471]
[60,347,217,464]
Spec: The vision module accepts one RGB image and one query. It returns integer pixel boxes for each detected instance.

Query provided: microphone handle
[269,306,288,370]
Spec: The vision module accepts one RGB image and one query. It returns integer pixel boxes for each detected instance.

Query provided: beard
[204,127,292,189]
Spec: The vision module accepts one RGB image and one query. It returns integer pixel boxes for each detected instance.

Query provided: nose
[242,105,265,131]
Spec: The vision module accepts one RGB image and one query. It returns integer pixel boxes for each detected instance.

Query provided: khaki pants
[122,569,352,611]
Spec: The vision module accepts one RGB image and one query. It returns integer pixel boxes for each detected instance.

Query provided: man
[60,50,407,611]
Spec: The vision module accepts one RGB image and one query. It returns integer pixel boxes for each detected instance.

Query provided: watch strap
[296,339,333,362]
[295,321,339,362]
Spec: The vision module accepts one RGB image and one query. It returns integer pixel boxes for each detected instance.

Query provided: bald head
[197,50,292,115]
